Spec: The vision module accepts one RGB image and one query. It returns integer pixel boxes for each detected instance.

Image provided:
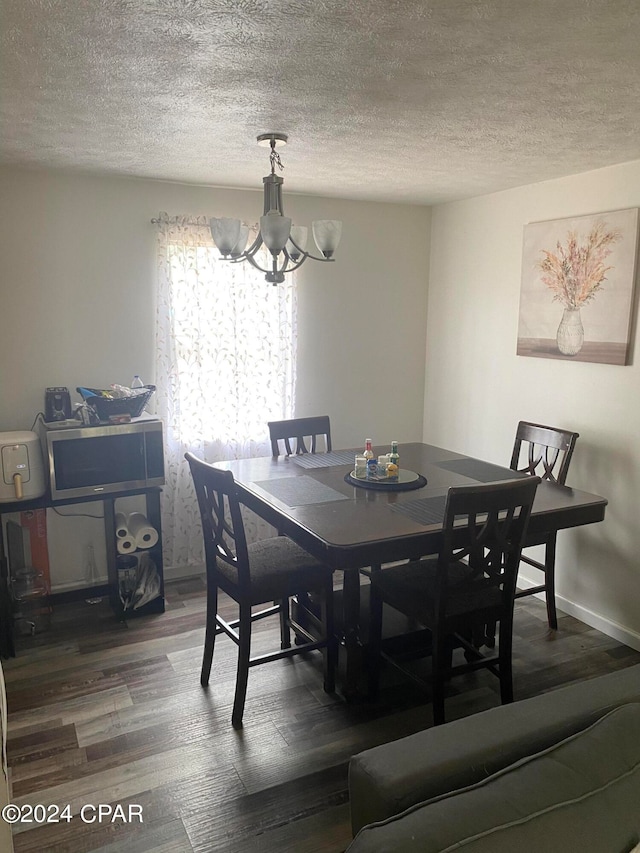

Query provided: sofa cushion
[349,663,640,834]
[347,702,640,853]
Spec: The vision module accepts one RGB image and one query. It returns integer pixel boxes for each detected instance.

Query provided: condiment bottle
[377,454,390,478]
[389,440,400,468]
[354,455,367,478]
[363,438,374,460]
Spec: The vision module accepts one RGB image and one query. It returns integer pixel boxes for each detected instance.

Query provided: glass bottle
[363,438,374,460]
[85,543,103,605]
[130,374,150,413]
[389,440,400,467]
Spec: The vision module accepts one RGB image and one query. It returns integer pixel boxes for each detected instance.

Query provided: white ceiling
[2,0,640,205]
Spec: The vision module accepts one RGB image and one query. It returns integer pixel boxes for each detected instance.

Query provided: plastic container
[12,567,51,635]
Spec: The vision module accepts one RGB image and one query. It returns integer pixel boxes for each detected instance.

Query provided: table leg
[341,569,362,701]
[341,563,382,701]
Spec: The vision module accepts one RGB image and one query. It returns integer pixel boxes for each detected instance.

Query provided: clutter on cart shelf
[76,384,156,422]
[117,552,161,611]
[12,566,52,635]
[115,511,159,552]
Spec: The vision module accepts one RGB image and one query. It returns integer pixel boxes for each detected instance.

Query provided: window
[155,214,297,568]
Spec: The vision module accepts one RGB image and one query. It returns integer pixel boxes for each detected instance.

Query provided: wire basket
[76,385,156,420]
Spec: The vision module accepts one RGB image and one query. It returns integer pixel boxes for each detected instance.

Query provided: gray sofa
[348,664,640,852]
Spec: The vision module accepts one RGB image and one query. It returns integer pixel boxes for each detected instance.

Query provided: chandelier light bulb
[312,220,343,258]
[286,226,308,261]
[210,217,241,256]
[261,212,292,256]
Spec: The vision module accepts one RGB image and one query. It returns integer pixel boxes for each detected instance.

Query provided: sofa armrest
[349,663,640,835]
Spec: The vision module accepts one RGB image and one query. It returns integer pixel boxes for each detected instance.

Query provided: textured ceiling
[1,0,640,204]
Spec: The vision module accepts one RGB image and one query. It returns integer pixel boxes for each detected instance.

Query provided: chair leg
[544,535,558,631]
[278,597,292,649]
[293,592,313,645]
[483,619,496,648]
[200,582,218,687]
[498,616,514,705]
[431,630,448,726]
[232,603,252,728]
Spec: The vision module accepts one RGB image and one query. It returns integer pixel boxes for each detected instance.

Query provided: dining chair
[367,476,540,726]
[185,452,337,728]
[268,415,332,456]
[510,420,579,630]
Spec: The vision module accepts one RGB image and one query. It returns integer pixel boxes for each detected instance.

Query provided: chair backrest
[510,421,579,485]
[185,452,251,589]
[436,477,540,620]
[268,415,332,456]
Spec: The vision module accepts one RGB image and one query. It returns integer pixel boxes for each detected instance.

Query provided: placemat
[253,476,349,507]
[390,494,448,526]
[436,458,521,483]
[292,450,357,469]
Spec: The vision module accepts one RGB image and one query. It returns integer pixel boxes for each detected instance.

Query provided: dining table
[213,441,608,699]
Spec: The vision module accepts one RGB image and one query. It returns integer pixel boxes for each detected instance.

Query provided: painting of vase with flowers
[517,208,639,365]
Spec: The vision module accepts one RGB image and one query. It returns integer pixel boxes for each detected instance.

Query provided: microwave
[42,418,165,501]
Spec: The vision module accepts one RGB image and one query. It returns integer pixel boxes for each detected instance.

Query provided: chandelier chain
[269,142,284,174]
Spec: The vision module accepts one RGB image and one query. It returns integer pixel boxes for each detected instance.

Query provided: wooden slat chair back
[510,421,578,485]
[368,476,540,725]
[509,421,579,629]
[185,452,337,728]
[268,415,332,456]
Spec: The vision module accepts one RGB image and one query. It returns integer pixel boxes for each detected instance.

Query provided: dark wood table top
[214,442,607,570]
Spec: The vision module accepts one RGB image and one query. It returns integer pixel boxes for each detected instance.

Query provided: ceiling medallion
[210,133,342,284]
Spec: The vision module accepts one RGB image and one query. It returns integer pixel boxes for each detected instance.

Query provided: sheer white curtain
[155,213,297,570]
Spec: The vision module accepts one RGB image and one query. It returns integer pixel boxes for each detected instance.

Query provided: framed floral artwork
[517,208,639,365]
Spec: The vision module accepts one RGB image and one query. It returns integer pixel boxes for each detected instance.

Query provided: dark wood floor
[4,577,640,853]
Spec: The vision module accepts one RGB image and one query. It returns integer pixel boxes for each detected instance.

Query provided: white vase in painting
[556,307,584,356]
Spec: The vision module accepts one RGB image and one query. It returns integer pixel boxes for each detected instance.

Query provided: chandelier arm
[294,249,336,263]
[243,232,264,257]
[233,253,272,274]
[284,239,331,266]
[280,255,308,273]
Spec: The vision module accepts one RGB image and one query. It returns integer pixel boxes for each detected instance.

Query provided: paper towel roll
[114,511,130,539]
[116,535,137,555]
[127,512,159,549]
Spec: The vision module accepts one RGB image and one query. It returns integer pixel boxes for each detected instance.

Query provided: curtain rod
[150,217,210,225]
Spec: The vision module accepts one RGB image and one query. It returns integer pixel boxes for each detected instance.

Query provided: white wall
[2,159,639,650]
[0,166,430,587]
[424,158,640,648]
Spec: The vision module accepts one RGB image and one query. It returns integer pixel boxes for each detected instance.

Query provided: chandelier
[209,133,342,284]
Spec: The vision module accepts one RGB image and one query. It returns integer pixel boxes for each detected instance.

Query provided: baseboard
[164,563,205,581]
[555,595,640,653]
[517,573,640,653]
